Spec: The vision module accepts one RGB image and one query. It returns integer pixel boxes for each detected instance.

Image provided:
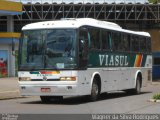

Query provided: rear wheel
[125,76,141,95]
[134,76,141,94]
[40,96,63,103]
[90,79,100,101]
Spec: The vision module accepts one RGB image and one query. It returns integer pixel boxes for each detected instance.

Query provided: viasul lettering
[99,54,128,67]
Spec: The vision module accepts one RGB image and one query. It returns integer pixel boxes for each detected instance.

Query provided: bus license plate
[41,88,51,93]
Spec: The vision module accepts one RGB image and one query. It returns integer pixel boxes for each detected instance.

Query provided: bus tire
[40,96,63,103]
[126,76,141,95]
[90,79,100,101]
[134,76,141,94]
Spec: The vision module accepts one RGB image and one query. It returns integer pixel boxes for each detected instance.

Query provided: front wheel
[90,79,100,101]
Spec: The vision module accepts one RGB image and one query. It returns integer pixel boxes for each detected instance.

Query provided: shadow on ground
[21,91,152,105]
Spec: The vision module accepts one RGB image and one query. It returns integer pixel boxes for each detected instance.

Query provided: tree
[148,0,160,4]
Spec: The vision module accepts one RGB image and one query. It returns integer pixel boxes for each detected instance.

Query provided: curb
[148,99,160,103]
[151,81,160,85]
[0,90,21,100]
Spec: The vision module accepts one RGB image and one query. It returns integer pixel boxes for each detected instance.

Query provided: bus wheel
[134,76,141,94]
[126,76,141,95]
[90,79,100,101]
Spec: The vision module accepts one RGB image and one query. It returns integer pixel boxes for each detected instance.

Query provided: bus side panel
[119,67,131,90]
[142,55,152,86]
[77,69,111,95]
[76,70,91,95]
[78,68,120,95]
[102,68,121,92]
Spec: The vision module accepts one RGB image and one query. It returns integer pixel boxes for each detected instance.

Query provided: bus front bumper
[19,84,79,96]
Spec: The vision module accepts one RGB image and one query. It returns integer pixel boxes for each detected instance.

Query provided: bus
[18,18,152,103]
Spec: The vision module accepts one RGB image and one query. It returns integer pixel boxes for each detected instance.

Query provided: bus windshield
[19,29,77,70]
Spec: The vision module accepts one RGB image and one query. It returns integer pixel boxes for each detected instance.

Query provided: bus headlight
[19,77,31,81]
[60,77,76,81]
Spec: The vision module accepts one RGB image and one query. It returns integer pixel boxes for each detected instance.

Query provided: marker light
[60,77,76,81]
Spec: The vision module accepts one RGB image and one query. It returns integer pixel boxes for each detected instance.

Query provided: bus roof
[22,18,150,37]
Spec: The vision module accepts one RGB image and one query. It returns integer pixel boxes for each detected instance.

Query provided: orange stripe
[134,55,143,67]
[40,71,60,74]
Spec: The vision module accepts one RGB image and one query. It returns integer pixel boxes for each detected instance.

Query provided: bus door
[78,27,89,69]
[77,27,90,93]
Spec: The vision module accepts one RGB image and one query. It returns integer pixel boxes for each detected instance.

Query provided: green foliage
[152,93,160,100]
[148,0,160,4]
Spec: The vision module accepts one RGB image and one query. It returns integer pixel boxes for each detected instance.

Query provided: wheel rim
[137,80,141,93]
[92,82,99,96]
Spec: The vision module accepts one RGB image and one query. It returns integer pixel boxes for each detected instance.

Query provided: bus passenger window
[101,30,110,50]
[131,36,139,52]
[112,32,120,51]
[109,33,112,50]
[119,34,130,52]
[88,28,100,50]
[146,37,151,52]
[139,37,146,52]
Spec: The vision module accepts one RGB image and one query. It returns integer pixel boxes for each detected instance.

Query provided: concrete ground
[0,77,20,100]
[0,78,160,115]
[0,77,160,101]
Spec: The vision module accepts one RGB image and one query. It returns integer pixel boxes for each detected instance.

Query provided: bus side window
[131,35,139,52]
[88,28,100,50]
[109,33,112,51]
[118,33,124,51]
[112,32,120,51]
[120,33,130,52]
[146,37,151,53]
[101,30,110,51]
[88,32,91,48]
[139,37,146,52]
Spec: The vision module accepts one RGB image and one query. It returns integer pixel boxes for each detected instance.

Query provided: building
[1,0,160,80]
[0,0,22,77]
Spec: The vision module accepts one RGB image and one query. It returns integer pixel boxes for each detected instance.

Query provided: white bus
[18,18,152,103]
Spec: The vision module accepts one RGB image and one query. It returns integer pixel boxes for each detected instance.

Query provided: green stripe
[88,51,148,68]
[30,71,40,74]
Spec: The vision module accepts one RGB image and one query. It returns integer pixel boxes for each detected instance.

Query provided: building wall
[145,29,160,52]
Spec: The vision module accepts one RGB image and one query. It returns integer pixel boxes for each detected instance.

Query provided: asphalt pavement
[0,77,160,101]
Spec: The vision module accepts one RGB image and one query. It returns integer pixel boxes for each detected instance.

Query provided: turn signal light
[60,77,76,81]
